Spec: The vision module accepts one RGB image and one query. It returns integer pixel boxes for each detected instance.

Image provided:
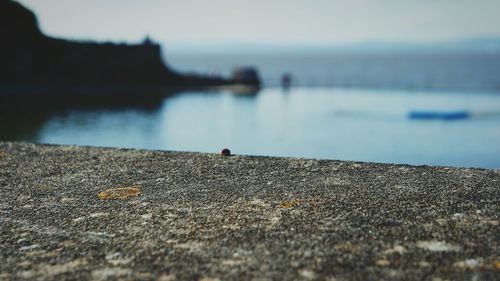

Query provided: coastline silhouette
[0,0,260,96]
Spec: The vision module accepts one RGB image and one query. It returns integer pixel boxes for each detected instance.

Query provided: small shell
[220,148,231,156]
[98,187,141,200]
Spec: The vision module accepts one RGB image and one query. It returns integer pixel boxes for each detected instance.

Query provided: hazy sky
[16,0,500,46]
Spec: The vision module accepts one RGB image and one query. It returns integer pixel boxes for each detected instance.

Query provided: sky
[15,0,500,47]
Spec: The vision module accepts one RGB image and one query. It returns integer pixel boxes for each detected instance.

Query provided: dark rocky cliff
[0,0,228,90]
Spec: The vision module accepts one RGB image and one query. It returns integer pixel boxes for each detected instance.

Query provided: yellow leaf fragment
[278,199,301,209]
[0,151,7,158]
[98,187,141,200]
[496,261,500,270]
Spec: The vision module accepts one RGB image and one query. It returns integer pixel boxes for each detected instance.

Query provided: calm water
[13,87,499,169]
[168,51,500,92]
[2,52,500,168]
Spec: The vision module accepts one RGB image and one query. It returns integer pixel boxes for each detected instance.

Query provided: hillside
[0,0,229,91]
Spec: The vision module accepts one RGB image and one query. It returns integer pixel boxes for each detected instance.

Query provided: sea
[3,51,500,168]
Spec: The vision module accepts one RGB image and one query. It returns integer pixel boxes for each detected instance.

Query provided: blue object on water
[408,110,470,120]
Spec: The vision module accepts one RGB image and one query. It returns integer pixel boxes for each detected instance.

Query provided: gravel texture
[0,142,499,280]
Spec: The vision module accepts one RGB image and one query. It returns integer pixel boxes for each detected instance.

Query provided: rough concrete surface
[0,142,499,281]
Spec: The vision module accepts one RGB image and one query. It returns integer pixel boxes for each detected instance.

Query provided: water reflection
[2,87,500,168]
[0,87,177,142]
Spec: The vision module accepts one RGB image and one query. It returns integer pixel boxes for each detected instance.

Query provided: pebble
[91,267,132,281]
[140,213,152,220]
[90,212,109,218]
[72,216,86,223]
[384,245,406,255]
[376,259,391,267]
[157,274,177,281]
[299,269,316,280]
[19,244,40,251]
[220,148,231,156]
[416,241,460,252]
[454,259,480,269]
